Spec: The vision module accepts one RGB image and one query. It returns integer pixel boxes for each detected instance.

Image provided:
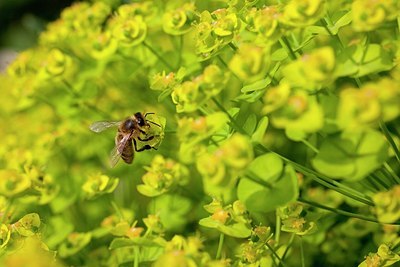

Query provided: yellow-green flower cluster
[238,225,274,265]
[337,78,400,131]
[245,6,283,44]
[352,0,400,32]
[137,155,189,197]
[40,2,111,46]
[278,203,317,235]
[177,112,229,163]
[262,83,324,139]
[281,0,325,27]
[196,134,253,199]
[373,185,400,224]
[58,232,92,258]
[0,213,42,251]
[163,3,198,35]
[195,8,240,59]
[171,64,229,113]
[110,13,147,48]
[359,244,400,267]
[0,165,58,204]
[199,199,252,238]
[229,43,270,83]
[282,46,336,91]
[82,173,119,199]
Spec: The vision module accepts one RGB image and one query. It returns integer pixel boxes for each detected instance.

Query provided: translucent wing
[109,133,133,168]
[89,121,120,133]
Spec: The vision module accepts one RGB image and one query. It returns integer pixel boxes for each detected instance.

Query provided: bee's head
[134,112,147,127]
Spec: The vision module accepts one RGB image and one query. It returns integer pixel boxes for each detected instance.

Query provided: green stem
[228,42,238,52]
[216,233,225,259]
[392,239,400,252]
[280,233,295,266]
[290,32,301,52]
[279,36,297,60]
[211,97,246,134]
[134,246,139,267]
[265,242,287,267]
[354,77,363,88]
[301,139,319,154]
[217,55,242,83]
[143,41,174,70]
[298,198,400,225]
[397,16,400,39]
[111,200,124,220]
[367,174,386,191]
[372,172,390,189]
[360,34,370,65]
[379,168,397,186]
[299,237,305,267]
[275,211,281,244]
[359,179,378,193]
[380,121,400,165]
[383,163,400,184]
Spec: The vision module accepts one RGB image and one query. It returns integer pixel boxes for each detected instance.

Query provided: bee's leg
[133,139,153,152]
[138,135,155,142]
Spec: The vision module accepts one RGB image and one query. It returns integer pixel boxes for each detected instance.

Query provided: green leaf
[137,184,164,197]
[335,44,394,78]
[304,11,352,36]
[199,217,251,238]
[148,194,192,233]
[241,77,272,93]
[246,153,283,184]
[243,113,257,135]
[234,90,265,103]
[312,138,355,178]
[312,130,389,181]
[330,11,352,34]
[251,116,269,144]
[238,164,299,213]
[285,128,307,141]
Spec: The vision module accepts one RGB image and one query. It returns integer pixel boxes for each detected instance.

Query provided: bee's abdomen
[121,141,134,164]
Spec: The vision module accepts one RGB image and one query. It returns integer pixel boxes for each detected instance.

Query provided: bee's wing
[109,133,133,168]
[89,121,120,133]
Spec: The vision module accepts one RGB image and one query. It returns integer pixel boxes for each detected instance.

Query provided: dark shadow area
[0,0,74,49]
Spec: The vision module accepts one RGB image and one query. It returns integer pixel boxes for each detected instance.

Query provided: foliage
[0,0,400,266]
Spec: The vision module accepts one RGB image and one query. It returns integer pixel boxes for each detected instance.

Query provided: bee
[90,112,164,167]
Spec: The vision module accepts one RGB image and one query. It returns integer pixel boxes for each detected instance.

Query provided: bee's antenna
[144,112,155,117]
[147,120,161,128]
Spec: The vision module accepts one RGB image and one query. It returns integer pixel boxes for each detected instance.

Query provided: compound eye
[124,119,135,130]
[137,117,145,127]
